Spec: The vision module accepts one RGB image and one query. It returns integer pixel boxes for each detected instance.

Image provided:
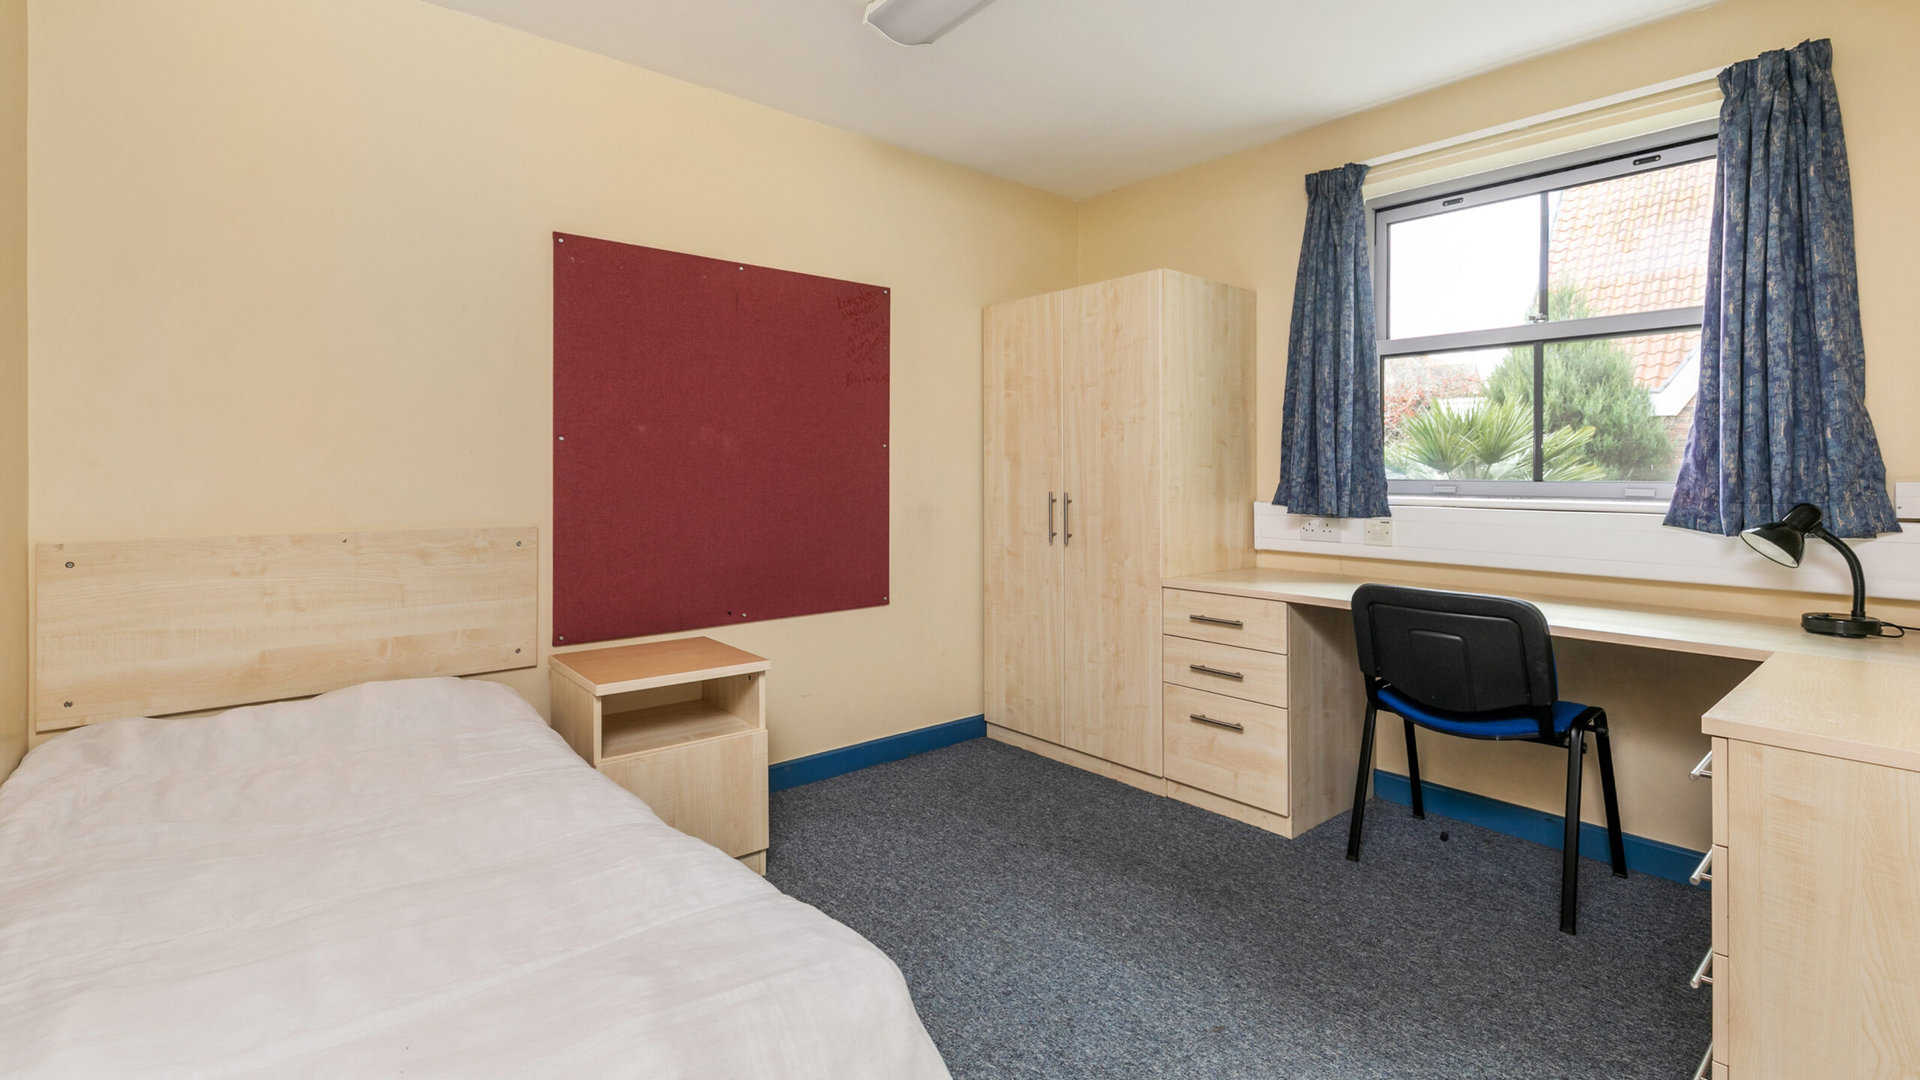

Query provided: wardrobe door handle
[1690,1043,1713,1080]
[1062,493,1072,546]
[1048,492,1057,545]
[1188,614,1245,628]
[1690,749,1713,780]
[1189,713,1244,732]
[1189,664,1244,681]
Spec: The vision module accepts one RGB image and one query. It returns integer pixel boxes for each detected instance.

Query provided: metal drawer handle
[1048,492,1057,545]
[1189,713,1245,732]
[1690,749,1713,781]
[1189,663,1245,681]
[1689,948,1714,989]
[1690,849,1713,886]
[1691,1043,1713,1080]
[1188,614,1245,628]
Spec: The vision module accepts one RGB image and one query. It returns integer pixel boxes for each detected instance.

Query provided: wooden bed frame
[30,527,539,742]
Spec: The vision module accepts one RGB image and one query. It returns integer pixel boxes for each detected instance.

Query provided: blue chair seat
[1376,686,1593,740]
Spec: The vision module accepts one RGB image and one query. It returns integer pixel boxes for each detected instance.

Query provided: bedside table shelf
[549,637,771,873]
[602,702,753,760]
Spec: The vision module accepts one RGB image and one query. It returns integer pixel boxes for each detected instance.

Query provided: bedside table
[548,637,770,873]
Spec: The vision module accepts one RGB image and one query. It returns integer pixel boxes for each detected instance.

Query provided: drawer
[1712,953,1729,1067]
[1162,588,1288,653]
[1710,737,1728,848]
[1163,635,1289,706]
[1711,845,1728,954]
[1162,684,1289,816]
[599,728,769,857]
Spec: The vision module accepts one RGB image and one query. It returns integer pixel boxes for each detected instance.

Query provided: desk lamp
[1739,502,1890,638]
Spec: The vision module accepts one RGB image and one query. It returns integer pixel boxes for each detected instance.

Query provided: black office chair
[1344,584,1626,934]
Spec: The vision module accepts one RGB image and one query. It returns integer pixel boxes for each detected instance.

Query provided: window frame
[1371,120,1719,502]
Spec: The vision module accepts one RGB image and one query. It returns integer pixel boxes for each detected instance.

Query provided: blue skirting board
[768,715,985,792]
[1373,769,1704,885]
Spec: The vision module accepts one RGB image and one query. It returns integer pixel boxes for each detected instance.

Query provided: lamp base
[1802,612,1889,638]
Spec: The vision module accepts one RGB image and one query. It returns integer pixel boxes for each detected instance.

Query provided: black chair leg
[1560,725,1587,935]
[1591,712,1627,879]
[1401,719,1425,819]
[1346,704,1379,862]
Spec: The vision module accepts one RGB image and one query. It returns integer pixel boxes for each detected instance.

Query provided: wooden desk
[1168,568,1920,1079]
[1166,568,1920,667]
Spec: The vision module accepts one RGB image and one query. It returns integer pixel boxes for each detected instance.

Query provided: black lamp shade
[1740,502,1824,567]
[1741,523,1804,566]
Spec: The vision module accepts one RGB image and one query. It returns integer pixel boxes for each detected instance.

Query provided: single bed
[2,529,948,1078]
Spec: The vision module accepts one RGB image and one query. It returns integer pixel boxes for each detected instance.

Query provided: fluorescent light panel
[863,0,999,46]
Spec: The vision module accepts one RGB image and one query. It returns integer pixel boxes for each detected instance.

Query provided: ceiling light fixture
[862,0,998,46]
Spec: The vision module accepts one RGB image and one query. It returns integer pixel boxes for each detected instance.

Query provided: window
[1374,123,1717,501]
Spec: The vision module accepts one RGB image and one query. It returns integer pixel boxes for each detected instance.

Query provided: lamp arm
[1811,526,1868,619]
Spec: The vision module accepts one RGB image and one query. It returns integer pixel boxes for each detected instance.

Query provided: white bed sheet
[0,677,948,1079]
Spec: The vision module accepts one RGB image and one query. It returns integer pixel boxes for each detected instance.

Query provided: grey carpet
[767,737,1711,1080]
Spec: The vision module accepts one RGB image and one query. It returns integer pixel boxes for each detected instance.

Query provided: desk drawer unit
[1162,635,1289,706]
[1163,684,1290,816]
[1162,588,1289,652]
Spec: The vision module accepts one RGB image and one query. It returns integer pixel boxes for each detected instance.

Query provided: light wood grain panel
[1712,736,1728,848]
[983,291,1065,744]
[1711,844,1727,956]
[1726,741,1920,1078]
[738,851,767,874]
[1284,605,1371,836]
[1713,952,1729,1067]
[33,527,537,733]
[599,728,769,858]
[1704,651,1920,773]
[1166,780,1292,836]
[1061,271,1163,775]
[551,636,768,695]
[1162,684,1288,815]
[601,701,752,760]
[987,722,1168,796]
[1163,635,1288,706]
[548,667,601,765]
[1158,271,1255,579]
[1162,587,1288,653]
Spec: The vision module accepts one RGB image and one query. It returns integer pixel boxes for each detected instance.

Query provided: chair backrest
[1351,584,1557,713]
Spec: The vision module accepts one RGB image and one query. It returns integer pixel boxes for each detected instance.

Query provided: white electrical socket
[1897,482,1920,520]
[1364,518,1393,546]
[1300,518,1340,542]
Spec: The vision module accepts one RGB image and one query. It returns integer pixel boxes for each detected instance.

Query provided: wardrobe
[983,269,1255,778]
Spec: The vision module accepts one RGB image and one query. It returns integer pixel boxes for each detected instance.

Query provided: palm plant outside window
[1373,123,1716,501]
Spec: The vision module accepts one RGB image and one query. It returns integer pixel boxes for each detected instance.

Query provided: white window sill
[1253,500,1920,601]
[1388,494,1670,515]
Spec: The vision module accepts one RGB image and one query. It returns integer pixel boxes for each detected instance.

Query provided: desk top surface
[1167,568,1920,771]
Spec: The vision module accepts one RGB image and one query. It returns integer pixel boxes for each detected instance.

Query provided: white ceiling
[425,0,1715,198]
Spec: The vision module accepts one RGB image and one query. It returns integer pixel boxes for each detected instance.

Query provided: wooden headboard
[31,527,539,738]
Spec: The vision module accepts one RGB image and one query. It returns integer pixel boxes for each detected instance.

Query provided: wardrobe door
[1061,273,1163,775]
[983,292,1065,743]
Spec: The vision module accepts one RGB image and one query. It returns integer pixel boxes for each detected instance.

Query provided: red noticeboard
[551,232,889,645]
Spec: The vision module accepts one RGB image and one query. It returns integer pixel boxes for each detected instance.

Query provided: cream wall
[25,0,1078,765]
[1075,0,1920,851]
[1,0,25,780]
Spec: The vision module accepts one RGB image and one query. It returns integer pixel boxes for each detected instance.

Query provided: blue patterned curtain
[1665,40,1898,538]
[1272,163,1390,518]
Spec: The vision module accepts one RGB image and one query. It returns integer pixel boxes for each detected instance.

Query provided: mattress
[0,677,949,1078]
